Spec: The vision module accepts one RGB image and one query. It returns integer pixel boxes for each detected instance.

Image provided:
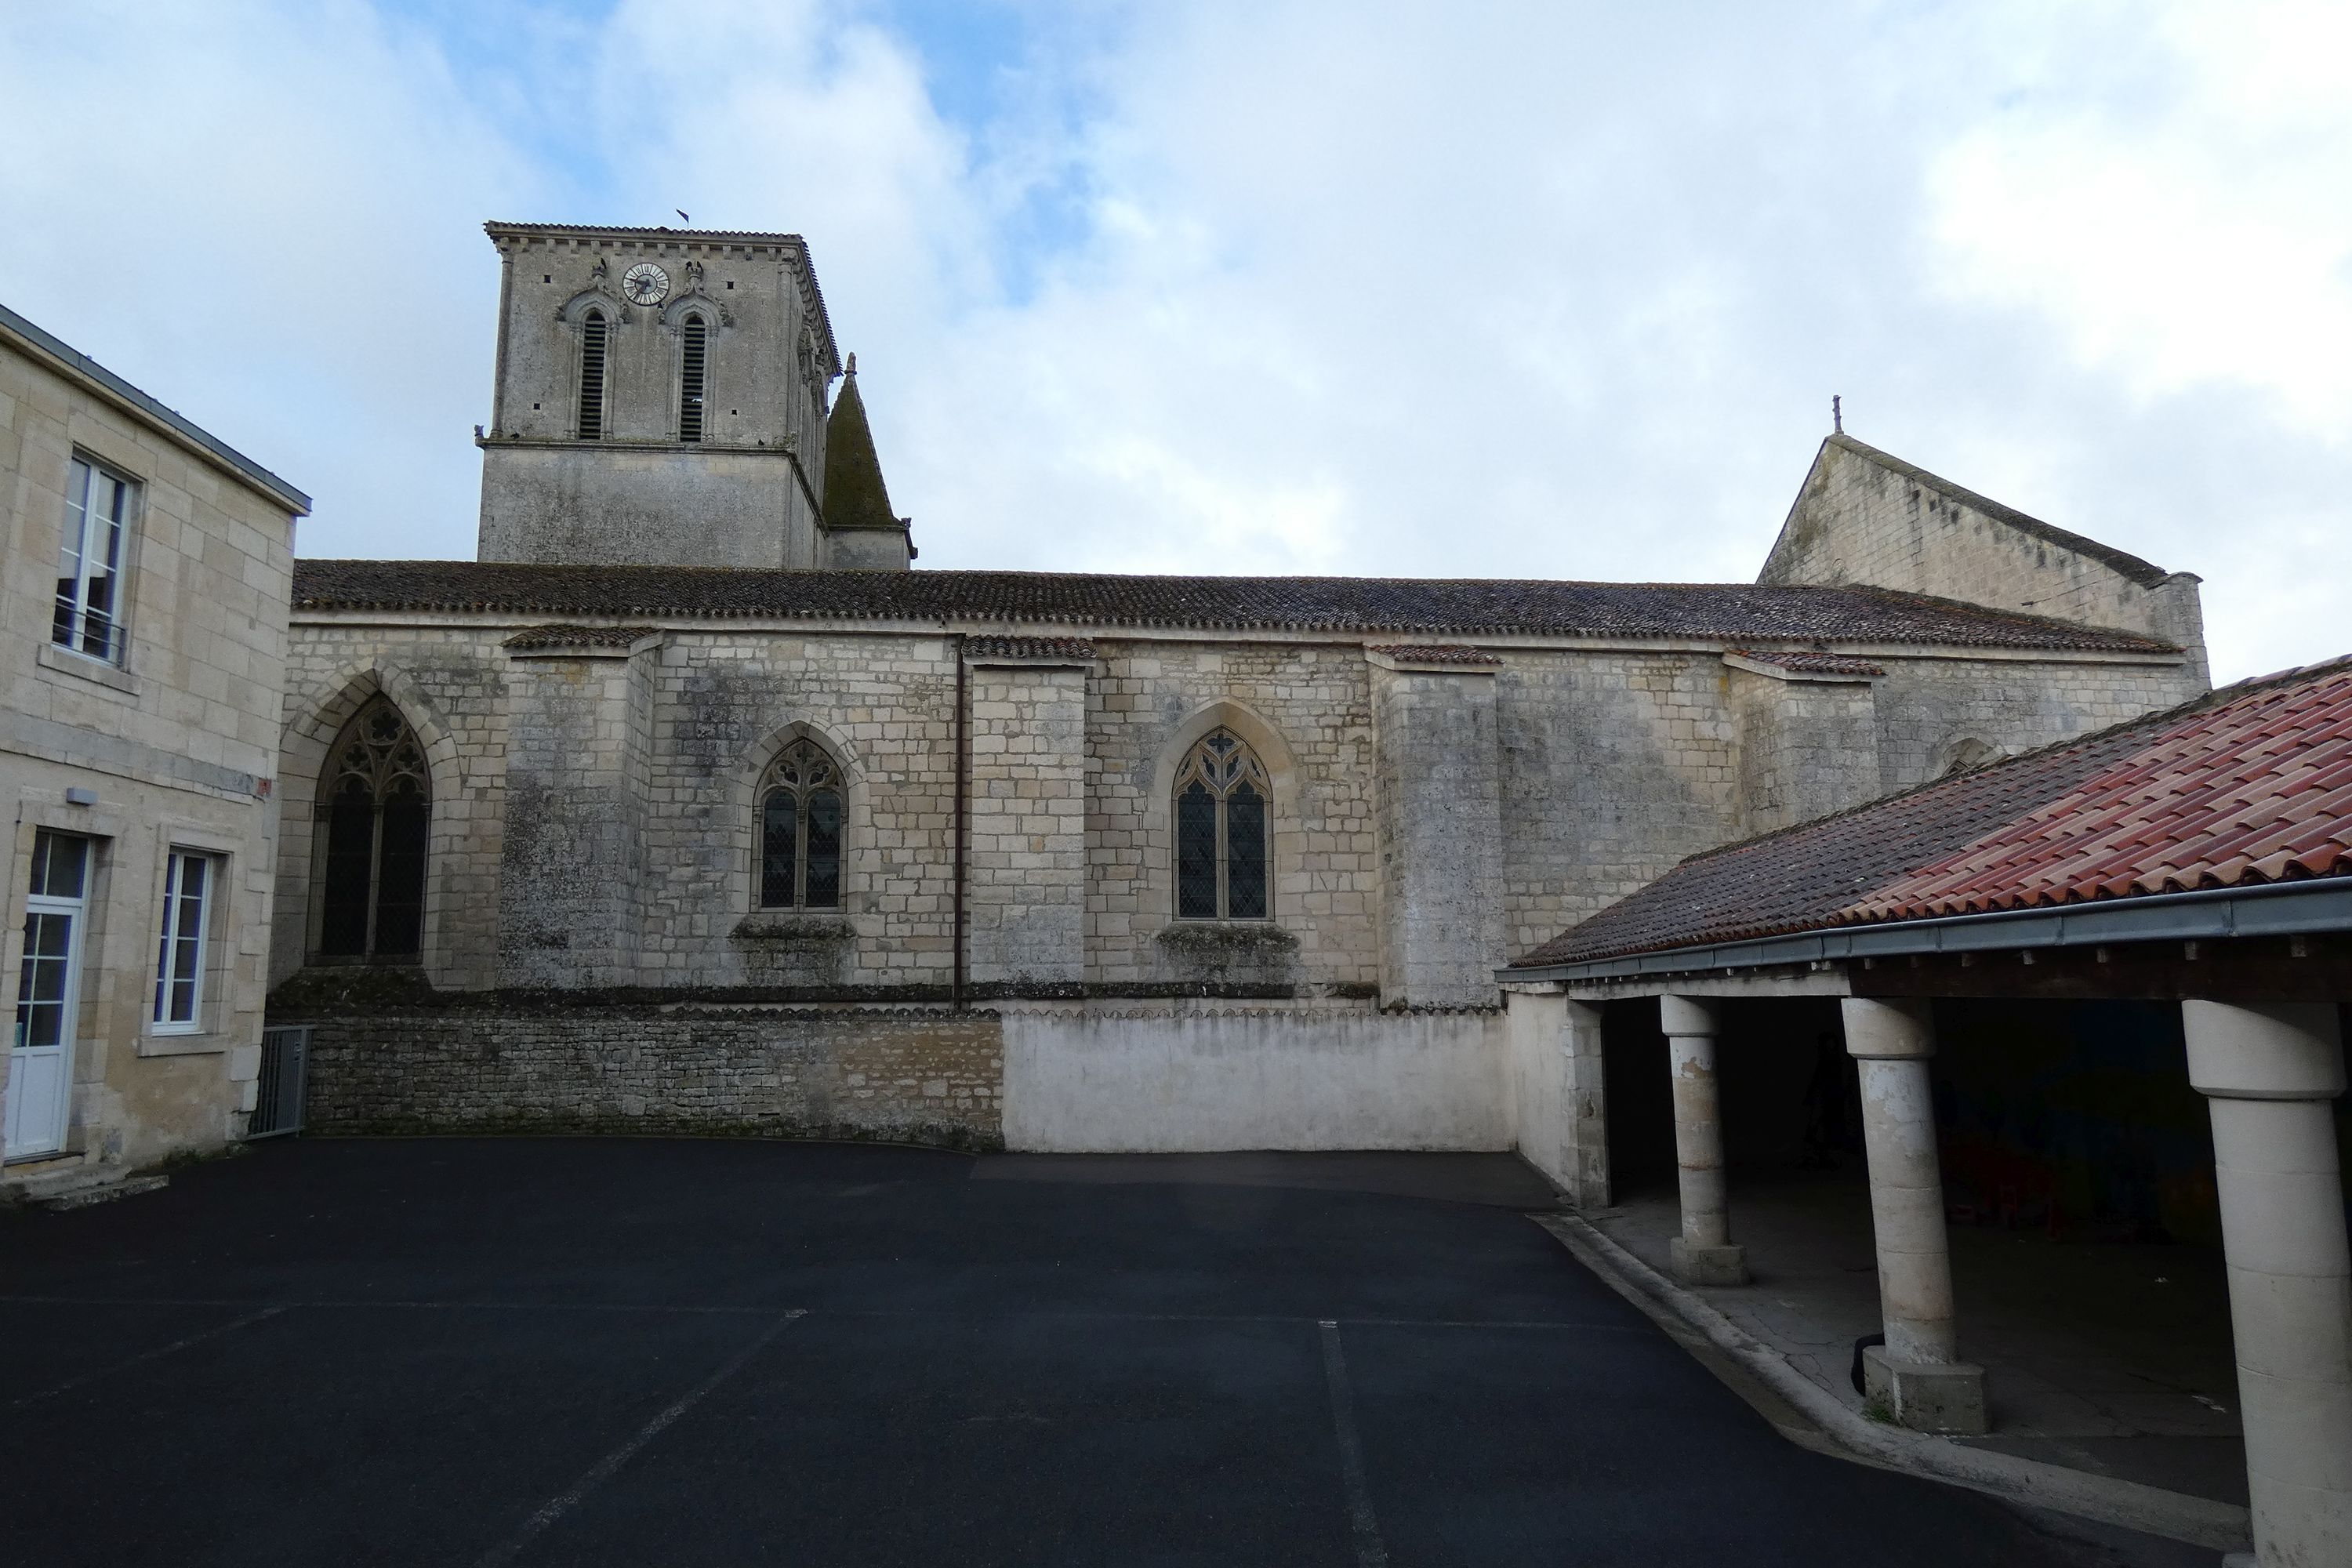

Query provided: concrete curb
[1532,1211,2252,1555]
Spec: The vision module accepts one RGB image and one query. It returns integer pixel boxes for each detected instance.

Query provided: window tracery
[318,698,430,960]
[1173,728,1269,920]
[759,738,844,910]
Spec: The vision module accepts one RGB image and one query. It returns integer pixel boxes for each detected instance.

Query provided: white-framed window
[54,456,139,665]
[151,848,216,1032]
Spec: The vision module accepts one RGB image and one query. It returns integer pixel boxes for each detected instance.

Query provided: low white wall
[1002,1007,1508,1153]
[1509,991,1570,1185]
[1504,989,1611,1207]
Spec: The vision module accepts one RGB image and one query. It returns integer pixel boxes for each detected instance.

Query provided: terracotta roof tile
[964,635,1097,661]
[293,561,2177,653]
[501,622,658,650]
[1514,656,2352,967]
[1725,648,1886,677]
[1367,644,1504,665]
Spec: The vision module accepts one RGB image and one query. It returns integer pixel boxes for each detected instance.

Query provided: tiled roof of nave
[291,561,2178,652]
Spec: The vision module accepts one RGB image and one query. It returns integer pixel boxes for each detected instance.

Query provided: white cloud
[2,1,2346,681]
[1928,0,2352,439]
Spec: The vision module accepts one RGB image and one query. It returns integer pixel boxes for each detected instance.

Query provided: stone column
[1842,996,1985,1433]
[1661,995,1746,1285]
[2182,1000,2352,1568]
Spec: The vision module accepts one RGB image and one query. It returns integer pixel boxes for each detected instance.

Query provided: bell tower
[475,220,894,571]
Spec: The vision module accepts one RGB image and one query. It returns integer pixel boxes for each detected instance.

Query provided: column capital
[1659,993,1720,1038]
[2183,1000,2346,1102]
[1842,996,1934,1060]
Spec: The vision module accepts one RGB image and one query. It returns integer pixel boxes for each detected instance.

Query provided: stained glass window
[1171,729,1271,920]
[759,739,845,910]
[317,698,430,960]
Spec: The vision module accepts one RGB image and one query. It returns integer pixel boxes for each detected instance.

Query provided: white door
[7,895,85,1160]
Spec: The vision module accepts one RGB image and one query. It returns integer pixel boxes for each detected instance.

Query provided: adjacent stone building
[2,303,309,1184]
[263,219,2214,1156]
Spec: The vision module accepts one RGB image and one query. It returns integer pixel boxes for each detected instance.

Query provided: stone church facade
[263,221,2211,1154]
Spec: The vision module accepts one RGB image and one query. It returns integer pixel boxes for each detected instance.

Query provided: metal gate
[246,1025,309,1139]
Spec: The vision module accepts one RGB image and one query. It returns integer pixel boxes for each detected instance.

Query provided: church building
[264,220,2212,1154]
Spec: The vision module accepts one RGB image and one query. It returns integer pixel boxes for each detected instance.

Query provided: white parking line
[474,1308,806,1567]
[1319,1319,1391,1568]
[7,1304,286,1409]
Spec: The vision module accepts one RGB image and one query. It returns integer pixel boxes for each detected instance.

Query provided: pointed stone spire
[822,352,898,532]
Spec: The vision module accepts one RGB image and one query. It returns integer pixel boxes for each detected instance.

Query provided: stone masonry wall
[3,324,301,1164]
[1759,437,2209,678]
[1729,666,1882,837]
[275,618,2201,1000]
[295,1005,1003,1149]
[967,662,1088,985]
[275,626,514,992]
[497,648,652,987]
[1373,662,1506,1007]
[1083,641,1377,993]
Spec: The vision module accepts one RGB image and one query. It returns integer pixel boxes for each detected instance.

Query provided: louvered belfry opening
[679,315,707,442]
[577,310,608,439]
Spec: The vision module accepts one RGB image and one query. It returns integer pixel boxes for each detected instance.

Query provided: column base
[1670,1238,1749,1287]
[1863,1346,1987,1434]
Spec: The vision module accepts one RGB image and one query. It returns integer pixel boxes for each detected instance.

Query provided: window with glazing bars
[759,739,844,909]
[152,849,214,1031]
[317,698,430,960]
[577,310,609,439]
[53,456,136,665]
[1173,729,1269,920]
[678,315,707,442]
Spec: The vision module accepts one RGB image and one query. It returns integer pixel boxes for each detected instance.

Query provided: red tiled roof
[502,623,657,650]
[964,635,1097,661]
[1514,656,2352,967]
[1368,644,1504,666]
[1726,648,1886,677]
[292,561,2178,653]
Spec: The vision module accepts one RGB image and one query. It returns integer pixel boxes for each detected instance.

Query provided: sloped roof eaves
[289,561,2179,653]
[0,302,312,515]
[1513,657,2352,969]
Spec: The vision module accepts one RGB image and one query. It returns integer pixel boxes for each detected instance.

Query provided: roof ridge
[288,559,2180,652]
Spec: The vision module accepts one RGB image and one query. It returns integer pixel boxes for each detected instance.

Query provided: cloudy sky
[4,0,2347,681]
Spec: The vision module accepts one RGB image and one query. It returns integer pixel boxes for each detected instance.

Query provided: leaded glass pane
[1225,782,1267,920]
[760,791,797,908]
[319,786,374,956]
[805,789,842,909]
[1176,782,1219,919]
[376,788,429,956]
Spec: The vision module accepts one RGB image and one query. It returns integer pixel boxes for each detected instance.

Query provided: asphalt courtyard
[2,1138,2185,1566]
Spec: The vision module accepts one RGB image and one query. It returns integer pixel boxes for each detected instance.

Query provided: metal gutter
[0,301,312,514]
[1499,877,2352,985]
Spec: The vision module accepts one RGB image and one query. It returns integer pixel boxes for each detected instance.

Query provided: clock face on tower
[622,262,670,306]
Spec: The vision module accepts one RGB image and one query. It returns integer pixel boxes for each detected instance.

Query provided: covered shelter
[1504,656,2352,1566]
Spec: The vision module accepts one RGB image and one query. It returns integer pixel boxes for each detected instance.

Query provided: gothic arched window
[577,309,610,440]
[678,314,708,442]
[318,698,430,959]
[760,739,844,910]
[1174,728,1269,920]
